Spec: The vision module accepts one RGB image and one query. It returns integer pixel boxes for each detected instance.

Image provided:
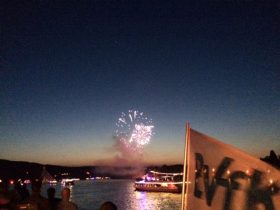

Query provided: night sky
[1,1,280,166]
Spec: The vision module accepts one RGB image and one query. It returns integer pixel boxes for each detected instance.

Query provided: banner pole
[185,123,191,209]
[181,123,190,210]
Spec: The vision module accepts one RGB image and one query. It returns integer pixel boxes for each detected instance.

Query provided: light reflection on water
[41,180,181,210]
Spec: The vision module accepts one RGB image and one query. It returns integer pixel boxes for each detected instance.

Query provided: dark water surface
[41,180,181,210]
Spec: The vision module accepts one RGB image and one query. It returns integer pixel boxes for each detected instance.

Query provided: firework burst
[115,110,154,150]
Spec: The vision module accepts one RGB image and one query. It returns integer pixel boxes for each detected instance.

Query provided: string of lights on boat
[149,170,183,176]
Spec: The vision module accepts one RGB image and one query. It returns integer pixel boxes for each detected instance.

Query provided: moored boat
[134,170,183,193]
[61,178,80,186]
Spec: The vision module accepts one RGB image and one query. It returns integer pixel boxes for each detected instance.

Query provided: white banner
[185,128,280,210]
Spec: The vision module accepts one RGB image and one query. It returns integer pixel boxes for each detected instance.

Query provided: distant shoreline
[1,150,279,182]
[0,159,183,181]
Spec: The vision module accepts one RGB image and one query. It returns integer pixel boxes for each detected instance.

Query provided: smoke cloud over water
[94,109,155,177]
[93,136,147,177]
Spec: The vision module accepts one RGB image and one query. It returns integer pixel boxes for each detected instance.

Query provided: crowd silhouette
[0,179,117,210]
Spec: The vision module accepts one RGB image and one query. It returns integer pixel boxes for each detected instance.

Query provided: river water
[41,179,181,210]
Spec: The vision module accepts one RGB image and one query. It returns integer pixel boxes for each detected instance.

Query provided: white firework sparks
[116,110,154,149]
[131,124,154,145]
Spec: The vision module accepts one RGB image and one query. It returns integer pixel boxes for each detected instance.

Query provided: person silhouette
[47,187,61,210]
[57,188,77,210]
[28,179,50,210]
[99,201,117,210]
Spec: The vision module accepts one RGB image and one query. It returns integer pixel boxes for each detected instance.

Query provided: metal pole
[181,123,190,210]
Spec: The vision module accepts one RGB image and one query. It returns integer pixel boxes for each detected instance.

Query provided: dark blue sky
[1,1,280,165]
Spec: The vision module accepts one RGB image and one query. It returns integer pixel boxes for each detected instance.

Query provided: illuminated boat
[61,178,80,186]
[134,171,183,193]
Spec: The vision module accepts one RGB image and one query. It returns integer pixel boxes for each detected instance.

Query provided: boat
[61,178,80,186]
[134,170,183,193]
[41,166,58,184]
